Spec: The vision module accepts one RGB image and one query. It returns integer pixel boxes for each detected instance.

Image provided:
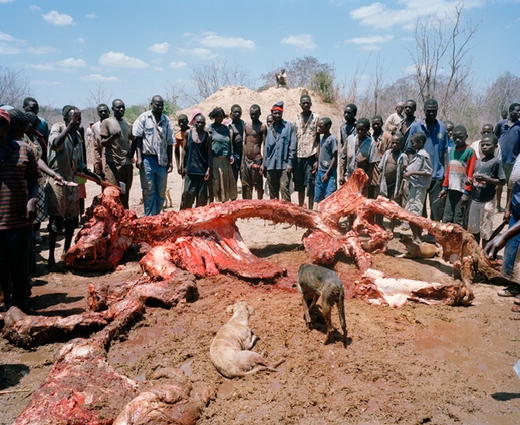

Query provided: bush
[310,71,337,103]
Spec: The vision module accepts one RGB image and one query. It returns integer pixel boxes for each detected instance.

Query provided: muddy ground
[1,177,520,425]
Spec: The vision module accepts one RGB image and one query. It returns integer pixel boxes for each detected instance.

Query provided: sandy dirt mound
[178,86,345,138]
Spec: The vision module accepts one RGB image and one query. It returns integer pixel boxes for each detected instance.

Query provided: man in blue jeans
[133,95,174,216]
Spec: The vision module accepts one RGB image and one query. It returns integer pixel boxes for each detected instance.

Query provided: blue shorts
[314,169,337,203]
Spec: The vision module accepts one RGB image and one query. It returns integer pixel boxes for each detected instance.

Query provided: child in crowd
[314,117,337,204]
[403,132,433,243]
[379,132,408,231]
[339,118,380,192]
[174,114,189,175]
[439,125,476,225]
[467,134,505,246]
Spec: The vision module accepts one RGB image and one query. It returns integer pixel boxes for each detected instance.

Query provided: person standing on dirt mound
[293,94,320,209]
[133,95,174,216]
[263,101,296,202]
[0,109,39,314]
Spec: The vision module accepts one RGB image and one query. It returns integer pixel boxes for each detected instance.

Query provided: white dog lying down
[210,302,284,379]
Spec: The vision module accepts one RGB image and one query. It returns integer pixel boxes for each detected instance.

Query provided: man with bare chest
[241,104,267,199]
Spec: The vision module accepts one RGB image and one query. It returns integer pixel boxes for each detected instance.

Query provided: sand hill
[177,86,344,138]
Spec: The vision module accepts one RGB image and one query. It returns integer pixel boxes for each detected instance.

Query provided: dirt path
[1,171,520,424]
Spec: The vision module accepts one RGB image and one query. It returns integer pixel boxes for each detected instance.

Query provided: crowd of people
[1,93,520,314]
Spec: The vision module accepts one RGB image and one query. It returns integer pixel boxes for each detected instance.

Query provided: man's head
[395,101,405,115]
[231,104,242,121]
[151,95,164,116]
[480,134,498,157]
[371,115,383,134]
[97,103,110,121]
[177,114,189,131]
[452,125,468,148]
[404,100,416,119]
[344,104,357,123]
[63,105,81,128]
[318,117,332,135]
[0,108,11,136]
[391,132,403,152]
[194,114,206,132]
[300,94,312,114]
[509,103,520,122]
[424,98,438,122]
[23,97,39,115]
[271,101,284,123]
[250,104,261,122]
[266,114,274,127]
[8,109,30,140]
[501,110,508,120]
[356,118,370,140]
[480,123,494,136]
[25,111,39,134]
[444,120,454,139]
[111,99,125,120]
[410,132,427,151]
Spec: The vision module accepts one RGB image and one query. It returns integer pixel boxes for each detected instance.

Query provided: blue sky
[1,0,519,109]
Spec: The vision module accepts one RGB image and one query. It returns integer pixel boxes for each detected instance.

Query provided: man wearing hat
[0,108,40,313]
[384,101,405,134]
[263,101,296,201]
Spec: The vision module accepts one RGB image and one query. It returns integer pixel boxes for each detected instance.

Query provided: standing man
[133,95,174,216]
[23,97,50,145]
[263,101,296,202]
[100,99,135,209]
[397,99,417,143]
[92,103,111,179]
[46,106,100,271]
[293,94,320,209]
[407,98,449,221]
[495,103,520,212]
[230,104,245,188]
[0,109,39,313]
[242,104,267,199]
[339,104,357,172]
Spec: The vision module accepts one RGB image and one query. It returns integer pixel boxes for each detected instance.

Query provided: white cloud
[178,47,216,59]
[0,31,14,42]
[347,35,394,45]
[349,1,482,30]
[25,46,59,55]
[42,10,74,26]
[27,57,86,72]
[29,5,41,11]
[85,13,98,19]
[99,51,149,68]
[81,74,120,83]
[153,67,164,71]
[148,42,170,54]
[170,61,187,69]
[77,37,85,44]
[200,33,255,49]
[0,44,20,54]
[33,80,61,86]
[56,58,85,67]
[281,34,316,50]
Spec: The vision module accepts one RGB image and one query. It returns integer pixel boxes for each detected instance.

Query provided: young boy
[467,134,505,246]
[174,114,189,175]
[339,118,380,189]
[180,114,212,209]
[314,117,337,204]
[403,132,433,243]
[439,125,476,225]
